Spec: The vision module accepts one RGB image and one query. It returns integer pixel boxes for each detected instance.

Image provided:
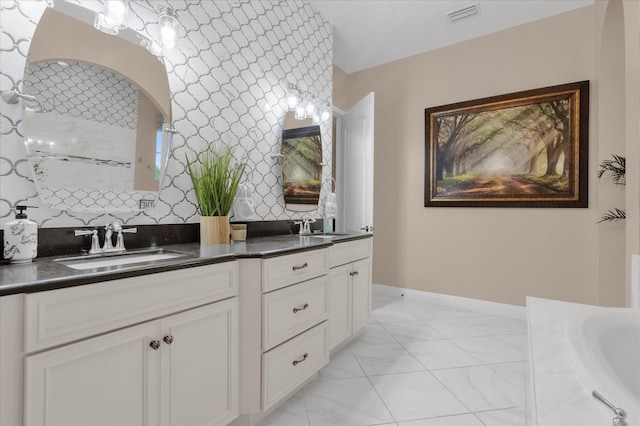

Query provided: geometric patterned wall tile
[0,0,333,228]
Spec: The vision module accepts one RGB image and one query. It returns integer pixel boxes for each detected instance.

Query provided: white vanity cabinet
[235,248,330,425]
[2,262,240,426]
[327,239,373,350]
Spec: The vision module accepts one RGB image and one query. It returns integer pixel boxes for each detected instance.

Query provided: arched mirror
[21,3,172,213]
[282,112,322,212]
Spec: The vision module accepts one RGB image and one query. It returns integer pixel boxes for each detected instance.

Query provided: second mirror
[282,113,322,212]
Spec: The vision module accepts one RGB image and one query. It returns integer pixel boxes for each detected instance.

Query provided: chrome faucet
[112,221,137,251]
[102,223,115,251]
[294,218,316,235]
[593,390,628,426]
[74,229,101,254]
[75,222,137,254]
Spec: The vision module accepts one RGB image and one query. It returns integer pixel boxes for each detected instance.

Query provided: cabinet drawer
[24,262,239,353]
[261,321,328,411]
[328,239,372,268]
[262,276,328,351]
[262,249,328,292]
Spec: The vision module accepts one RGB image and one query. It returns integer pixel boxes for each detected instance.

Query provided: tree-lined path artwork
[282,125,322,205]
[425,81,589,208]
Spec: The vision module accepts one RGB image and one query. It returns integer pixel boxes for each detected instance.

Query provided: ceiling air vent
[446,2,479,22]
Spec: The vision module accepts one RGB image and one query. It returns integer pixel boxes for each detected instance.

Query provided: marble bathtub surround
[527,297,620,426]
[258,285,529,426]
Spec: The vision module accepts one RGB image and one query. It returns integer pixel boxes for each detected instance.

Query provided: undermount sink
[55,248,187,270]
[305,233,350,239]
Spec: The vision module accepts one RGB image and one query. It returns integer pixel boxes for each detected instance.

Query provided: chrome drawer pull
[293,303,309,313]
[149,340,161,350]
[292,353,309,366]
[163,335,174,345]
[292,262,308,271]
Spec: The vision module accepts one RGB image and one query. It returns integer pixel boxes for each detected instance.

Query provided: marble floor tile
[422,318,491,339]
[349,323,397,348]
[403,339,482,370]
[351,343,425,376]
[257,390,309,426]
[397,413,484,426]
[495,332,529,353]
[318,346,366,379]
[469,314,528,335]
[381,321,444,342]
[373,303,421,323]
[303,376,394,426]
[431,365,523,412]
[450,335,526,364]
[369,371,470,421]
[404,305,464,321]
[487,361,528,390]
[474,406,526,426]
[260,286,528,426]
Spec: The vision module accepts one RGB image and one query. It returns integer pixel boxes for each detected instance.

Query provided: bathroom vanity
[0,233,372,426]
[234,237,372,425]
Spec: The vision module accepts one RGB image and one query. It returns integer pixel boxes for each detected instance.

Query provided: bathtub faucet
[592,390,628,426]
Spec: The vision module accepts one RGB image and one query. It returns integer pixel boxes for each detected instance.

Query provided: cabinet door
[352,257,372,332]
[328,264,353,350]
[160,298,239,426]
[24,321,159,426]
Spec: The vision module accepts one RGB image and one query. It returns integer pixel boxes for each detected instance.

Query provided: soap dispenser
[3,205,38,263]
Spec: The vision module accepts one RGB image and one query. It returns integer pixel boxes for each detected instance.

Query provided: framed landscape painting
[424,81,589,207]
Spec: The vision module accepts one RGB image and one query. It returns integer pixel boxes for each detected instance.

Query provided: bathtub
[566,309,640,423]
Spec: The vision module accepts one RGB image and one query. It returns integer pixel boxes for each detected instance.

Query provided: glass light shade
[294,104,306,120]
[94,0,128,34]
[305,97,316,116]
[321,103,331,122]
[159,6,178,50]
[94,13,119,35]
[286,87,299,110]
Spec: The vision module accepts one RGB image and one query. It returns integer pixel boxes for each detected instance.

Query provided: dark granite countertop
[0,233,372,296]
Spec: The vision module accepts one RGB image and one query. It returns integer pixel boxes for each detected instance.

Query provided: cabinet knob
[292,352,309,366]
[293,303,309,313]
[292,262,308,271]
[163,335,174,345]
[149,340,161,350]
[354,270,359,276]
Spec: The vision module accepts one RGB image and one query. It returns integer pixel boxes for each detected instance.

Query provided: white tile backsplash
[0,0,332,227]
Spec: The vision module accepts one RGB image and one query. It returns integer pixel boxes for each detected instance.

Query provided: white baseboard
[372,283,526,320]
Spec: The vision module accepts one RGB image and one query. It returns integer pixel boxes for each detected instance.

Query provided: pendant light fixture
[94,0,129,35]
[159,6,178,51]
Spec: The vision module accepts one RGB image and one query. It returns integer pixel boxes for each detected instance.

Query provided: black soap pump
[3,205,38,263]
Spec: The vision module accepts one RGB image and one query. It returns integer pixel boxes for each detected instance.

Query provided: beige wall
[622,0,640,307]
[335,6,613,306]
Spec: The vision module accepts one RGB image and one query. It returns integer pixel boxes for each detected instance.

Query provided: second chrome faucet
[75,221,137,254]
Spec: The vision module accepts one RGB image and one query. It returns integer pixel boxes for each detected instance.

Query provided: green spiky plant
[186,144,246,216]
[597,154,626,223]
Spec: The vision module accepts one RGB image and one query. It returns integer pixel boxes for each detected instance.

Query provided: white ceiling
[306,0,595,74]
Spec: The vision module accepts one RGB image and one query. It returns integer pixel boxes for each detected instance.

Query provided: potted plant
[186,144,246,244]
[597,154,626,222]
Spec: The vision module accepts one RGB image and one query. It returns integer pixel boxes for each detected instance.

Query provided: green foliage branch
[186,144,246,217]
[597,154,625,185]
[597,154,626,223]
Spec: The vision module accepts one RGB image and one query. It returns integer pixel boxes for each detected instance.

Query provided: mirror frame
[21,4,173,213]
